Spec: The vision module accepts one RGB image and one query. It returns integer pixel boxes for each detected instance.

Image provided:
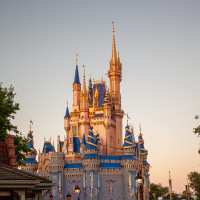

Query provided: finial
[39,148,40,153]
[44,137,46,142]
[67,100,68,108]
[93,77,95,83]
[112,21,115,35]
[139,123,141,135]
[101,75,103,82]
[90,74,91,80]
[30,119,33,132]
[126,113,130,126]
[76,52,78,65]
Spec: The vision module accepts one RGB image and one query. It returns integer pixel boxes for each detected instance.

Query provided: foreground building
[22,25,150,200]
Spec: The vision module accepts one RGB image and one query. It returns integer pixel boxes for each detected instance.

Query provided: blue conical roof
[81,134,86,145]
[84,127,98,150]
[139,133,148,155]
[73,65,80,84]
[122,125,135,149]
[42,142,55,153]
[64,106,70,118]
[103,90,111,106]
[27,131,37,155]
[96,133,100,144]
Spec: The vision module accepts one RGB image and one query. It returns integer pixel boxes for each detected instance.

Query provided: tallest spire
[74,53,80,84]
[111,22,117,66]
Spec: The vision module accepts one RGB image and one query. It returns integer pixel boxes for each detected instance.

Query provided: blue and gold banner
[97,171,100,198]
[83,171,86,197]
[129,171,132,197]
[90,172,93,198]
[58,171,62,199]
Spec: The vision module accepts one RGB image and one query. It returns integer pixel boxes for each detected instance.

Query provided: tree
[0,83,30,166]
[150,183,169,199]
[188,171,200,199]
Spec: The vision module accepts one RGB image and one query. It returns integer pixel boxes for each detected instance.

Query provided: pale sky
[1,0,200,193]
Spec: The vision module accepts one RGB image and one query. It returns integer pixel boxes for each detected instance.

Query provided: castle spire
[111,22,117,66]
[74,55,80,84]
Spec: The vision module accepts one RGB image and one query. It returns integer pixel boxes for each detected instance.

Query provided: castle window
[110,135,113,147]
[118,139,119,144]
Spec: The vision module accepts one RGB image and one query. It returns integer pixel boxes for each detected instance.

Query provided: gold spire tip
[67,100,68,107]
[76,52,78,65]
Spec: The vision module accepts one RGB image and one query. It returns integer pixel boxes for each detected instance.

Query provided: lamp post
[50,193,53,200]
[74,185,81,200]
[66,193,72,200]
[136,173,143,200]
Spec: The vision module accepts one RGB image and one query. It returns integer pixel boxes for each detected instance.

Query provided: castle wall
[99,174,123,200]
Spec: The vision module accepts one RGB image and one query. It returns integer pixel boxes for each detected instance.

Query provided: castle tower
[72,56,81,113]
[82,126,100,200]
[108,24,123,152]
[64,101,71,149]
[80,68,90,140]
[137,126,150,200]
[121,125,137,200]
[21,123,38,174]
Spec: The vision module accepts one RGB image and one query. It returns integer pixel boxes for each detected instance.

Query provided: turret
[64,101,71,145]
[108,23,122,110]
[121,124,137,200]
[137,125,150,200]
[82,126,100,200]
[21,122,38,174]
[72,56,81,112]
[80,68,90,140]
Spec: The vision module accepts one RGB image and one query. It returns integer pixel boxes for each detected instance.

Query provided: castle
[21,25,150,200]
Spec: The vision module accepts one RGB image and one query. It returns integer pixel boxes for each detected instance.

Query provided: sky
[1,0,200,194]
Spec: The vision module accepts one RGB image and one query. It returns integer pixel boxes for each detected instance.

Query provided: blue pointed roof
[64,106,70,118]
[42,142,55,153]
[96,133,100,144]
[139,134,148,155]
[81,134,86,145]
[27,131,37,155]
[73,65,80,84]
[122,125,135,149]
[103,90,111,106]
[84,127,98,150]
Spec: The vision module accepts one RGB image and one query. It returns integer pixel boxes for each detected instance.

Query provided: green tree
[150,183,169,199]
[0,83,29,166]
[188,171,200,199]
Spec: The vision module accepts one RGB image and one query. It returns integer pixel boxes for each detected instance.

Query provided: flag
[30,120,33,125]
[127,114,130,119]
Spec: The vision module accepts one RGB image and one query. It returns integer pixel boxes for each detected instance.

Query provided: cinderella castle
[21,25,150,200]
